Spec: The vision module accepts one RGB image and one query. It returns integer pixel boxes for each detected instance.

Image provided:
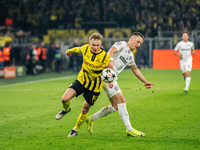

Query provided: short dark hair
[132,32,144,39]
[89,33,102,41]
[182,30,189,36]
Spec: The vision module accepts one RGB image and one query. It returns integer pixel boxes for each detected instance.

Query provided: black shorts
[69,80,100,106]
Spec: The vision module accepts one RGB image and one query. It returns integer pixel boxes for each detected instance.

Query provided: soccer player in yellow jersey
[55,33,110,137]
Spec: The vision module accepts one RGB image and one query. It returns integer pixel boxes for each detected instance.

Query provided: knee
[82,107,89,114]
[111,104,118,111]
[61,96,69,103]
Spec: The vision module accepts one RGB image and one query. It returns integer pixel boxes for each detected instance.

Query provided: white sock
[185,77,191,90]
[118,103,133,132]
[91,105,116,121]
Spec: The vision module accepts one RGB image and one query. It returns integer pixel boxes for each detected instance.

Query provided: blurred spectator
[49,9,58,29]
[26,42,37,75]
[3,42,14,66]
[0,49,3,67]
[38,41,48,72]
[47,42,56,71]
[54,41,62,73]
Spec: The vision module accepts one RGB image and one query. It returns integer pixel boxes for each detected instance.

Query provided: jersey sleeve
[191,42,194,50]
[66,47,81,53]
[174,42,180,51]
[112,41,126,52]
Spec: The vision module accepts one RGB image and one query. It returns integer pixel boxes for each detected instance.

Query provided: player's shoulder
[188,41,194,45]
[81,44,90,49]
[178,41,184,44]
[113,41,127,50]
[114,41,126,46]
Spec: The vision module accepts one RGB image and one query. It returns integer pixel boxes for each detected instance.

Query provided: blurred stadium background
[0,0,200,78]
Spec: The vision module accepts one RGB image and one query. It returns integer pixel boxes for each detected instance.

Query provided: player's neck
[127,42,132,50]
[183,40,188,43]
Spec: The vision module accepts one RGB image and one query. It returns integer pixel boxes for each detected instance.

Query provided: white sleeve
[112,41,125,51]
[191,42,194,50]
[174,42,180,51]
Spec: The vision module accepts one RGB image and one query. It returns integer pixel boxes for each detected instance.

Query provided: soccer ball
[101,68,116,83]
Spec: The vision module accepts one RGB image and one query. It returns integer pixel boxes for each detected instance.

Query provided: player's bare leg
[55,88,76,120]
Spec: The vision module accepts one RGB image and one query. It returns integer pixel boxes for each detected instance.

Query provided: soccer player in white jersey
[174,30,196,93]
[86,32,154,137]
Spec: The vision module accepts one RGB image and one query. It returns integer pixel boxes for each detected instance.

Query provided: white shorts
[103,80,121,99]
[180,57,192,73]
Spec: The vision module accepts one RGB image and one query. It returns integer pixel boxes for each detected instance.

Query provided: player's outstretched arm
[66,47,81,57]
[107,46,118,69]
[130,65,154,88]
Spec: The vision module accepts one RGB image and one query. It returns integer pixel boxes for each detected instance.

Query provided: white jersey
[112,41,135,75]
[174,41,194,61]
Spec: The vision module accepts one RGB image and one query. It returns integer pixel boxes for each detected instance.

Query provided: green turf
[0,69,200,150]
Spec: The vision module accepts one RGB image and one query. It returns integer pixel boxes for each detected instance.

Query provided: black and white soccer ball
[101,68,116,83]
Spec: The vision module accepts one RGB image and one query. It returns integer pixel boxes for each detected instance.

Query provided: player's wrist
[110,57,114,61]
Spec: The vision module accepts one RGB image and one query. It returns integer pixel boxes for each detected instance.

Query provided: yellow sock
[62,101,70,111]
[74,113,88,130]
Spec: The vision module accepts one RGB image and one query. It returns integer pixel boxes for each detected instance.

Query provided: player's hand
[144,82,154,89]
[179,54,182,59]
[107,61,114,69]
[66,52,72,57]
[108,82,113,88]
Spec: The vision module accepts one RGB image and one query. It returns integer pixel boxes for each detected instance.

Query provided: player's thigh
[109,92,126,110]
[180,59,192,73]
[103,80,122,99]
[62,80,84,102]
[185,63,192,72]
[83,90,100,106]
[180,61,186,73]
[62,88,76,102]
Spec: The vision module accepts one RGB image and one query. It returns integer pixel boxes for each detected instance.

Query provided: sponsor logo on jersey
[119,55,127,65]
[116,42,122,45]
[83,59,101,69]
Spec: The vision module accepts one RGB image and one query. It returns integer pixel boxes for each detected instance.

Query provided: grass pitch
[0,69,200,150]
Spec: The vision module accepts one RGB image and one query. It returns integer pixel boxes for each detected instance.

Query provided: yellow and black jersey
[67,44,110,93]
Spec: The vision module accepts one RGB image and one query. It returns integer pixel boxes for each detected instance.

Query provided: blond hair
[89,33,102,41]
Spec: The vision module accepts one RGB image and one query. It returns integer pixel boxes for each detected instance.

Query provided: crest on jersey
[116,42,122,45]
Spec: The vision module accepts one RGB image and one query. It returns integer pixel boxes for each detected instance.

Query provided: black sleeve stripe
[84,46,89,55]
[101,53,107,63]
